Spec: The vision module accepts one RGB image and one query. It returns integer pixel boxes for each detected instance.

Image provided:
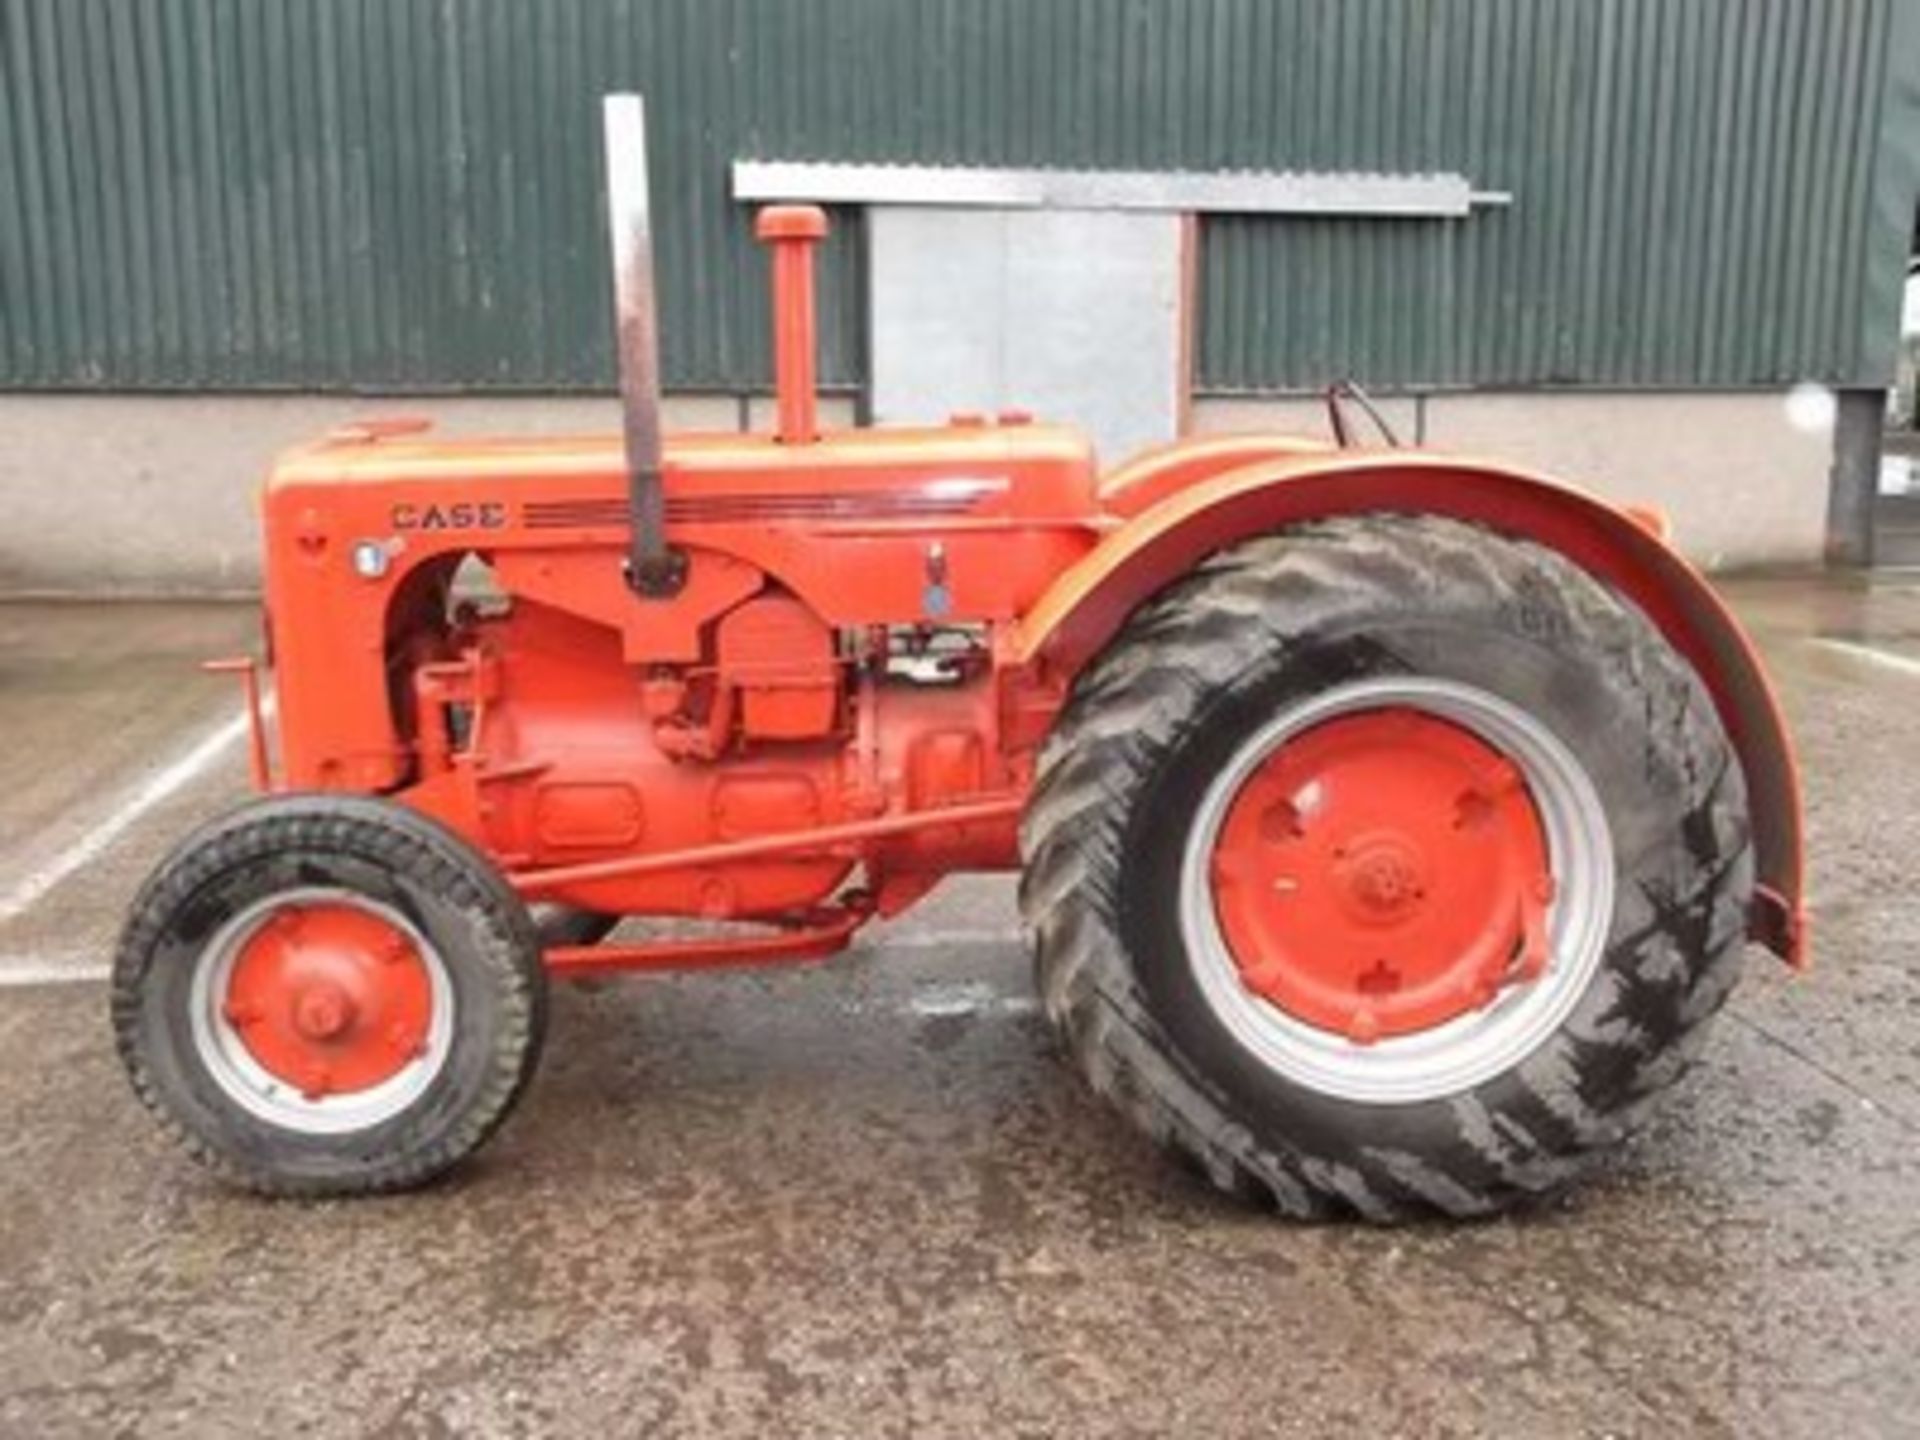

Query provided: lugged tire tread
[1019,515,1752,1221]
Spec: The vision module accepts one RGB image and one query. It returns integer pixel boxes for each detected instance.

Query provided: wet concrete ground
[3,577,1920,1436]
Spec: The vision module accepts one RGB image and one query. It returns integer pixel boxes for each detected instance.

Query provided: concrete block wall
[0,388,1830,595]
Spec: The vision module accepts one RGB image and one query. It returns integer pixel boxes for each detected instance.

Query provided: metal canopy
[732,161,1510,218]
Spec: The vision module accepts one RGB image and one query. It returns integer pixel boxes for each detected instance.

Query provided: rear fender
[1015,452,1806,966]
[1098,431,1336,516]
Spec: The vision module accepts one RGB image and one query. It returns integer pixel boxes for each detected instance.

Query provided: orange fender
[1016,451,1806,967]
[1098,431,1336,516]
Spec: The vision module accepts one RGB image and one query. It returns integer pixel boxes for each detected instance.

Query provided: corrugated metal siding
[0,0,1914,393]
[0,0,868,390]
[1200,0,1918,390]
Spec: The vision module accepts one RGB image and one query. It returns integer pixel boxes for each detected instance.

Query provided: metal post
[1825,388,1884,568]
[603,93,685,596]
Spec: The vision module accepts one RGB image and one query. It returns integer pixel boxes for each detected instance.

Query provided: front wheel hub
[290,981,357,1043]
[221,900,435,1098]
[1209,707,1553,1042]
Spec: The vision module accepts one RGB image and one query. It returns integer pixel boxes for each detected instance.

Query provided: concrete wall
[1194,389,1835,570]
[0,388,1828,594]
[0,393,847,595]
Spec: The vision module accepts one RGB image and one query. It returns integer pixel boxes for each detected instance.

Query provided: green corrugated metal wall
[0,0,1915,394]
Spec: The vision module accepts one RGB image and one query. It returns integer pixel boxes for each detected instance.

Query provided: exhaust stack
[754,205,828,445]
[602,93,684,596]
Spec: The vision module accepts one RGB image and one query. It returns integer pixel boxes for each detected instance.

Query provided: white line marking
[906,980,1039,1018]
[856,927,1022,951]
[0,707,250,926]
[0,955,1050,1028]
[0,955,110,988]
[1809,637,1920,678]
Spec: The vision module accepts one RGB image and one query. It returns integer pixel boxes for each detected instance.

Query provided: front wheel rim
[187,887,456,1135]
[1177,677,1615,1105]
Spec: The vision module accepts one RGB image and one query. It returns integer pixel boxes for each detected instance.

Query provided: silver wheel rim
[187,887,456,1135]
[1176,677,1615,1105]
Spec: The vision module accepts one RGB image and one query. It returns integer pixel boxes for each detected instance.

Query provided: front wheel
[113,795,547,1196]
[1020,516,1753,1220]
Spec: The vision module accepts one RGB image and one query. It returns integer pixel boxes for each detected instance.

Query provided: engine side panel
[260,421,1100,792]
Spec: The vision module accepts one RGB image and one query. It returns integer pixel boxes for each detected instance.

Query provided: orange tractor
[114,98,1803,1219]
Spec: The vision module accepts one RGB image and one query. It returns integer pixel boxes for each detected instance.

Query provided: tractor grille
[522,488,996,529]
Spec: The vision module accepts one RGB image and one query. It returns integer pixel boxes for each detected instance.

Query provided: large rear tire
[113,795,547,1197]
[1020,516,1753,1220]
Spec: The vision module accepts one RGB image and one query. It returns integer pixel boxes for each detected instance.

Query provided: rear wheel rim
[1177,677,1614,1105]
[188,887,455,1135]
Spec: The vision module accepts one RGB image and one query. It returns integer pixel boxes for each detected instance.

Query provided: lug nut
[386,1021,428,1060]
[1258,799,1305,844]
[1242,961,1286,997]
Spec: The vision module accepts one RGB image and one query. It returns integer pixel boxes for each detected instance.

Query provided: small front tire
[112,795,547,1197]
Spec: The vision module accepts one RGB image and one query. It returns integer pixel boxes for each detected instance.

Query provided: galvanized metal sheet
[868,206,1185,461]
[734,161,1498,217]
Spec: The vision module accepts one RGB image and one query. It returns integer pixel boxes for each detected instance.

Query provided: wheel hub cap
[1209,707,1553,1043]
[222,902,434,1099]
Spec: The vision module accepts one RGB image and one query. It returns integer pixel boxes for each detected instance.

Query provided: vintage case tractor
[113,98,1803,1220]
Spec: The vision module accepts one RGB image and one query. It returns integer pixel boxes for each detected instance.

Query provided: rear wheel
[113,795,546,1196]
[1020,516,1753,1220]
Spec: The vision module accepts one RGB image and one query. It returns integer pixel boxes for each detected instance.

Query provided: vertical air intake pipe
[754,205,829,445]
